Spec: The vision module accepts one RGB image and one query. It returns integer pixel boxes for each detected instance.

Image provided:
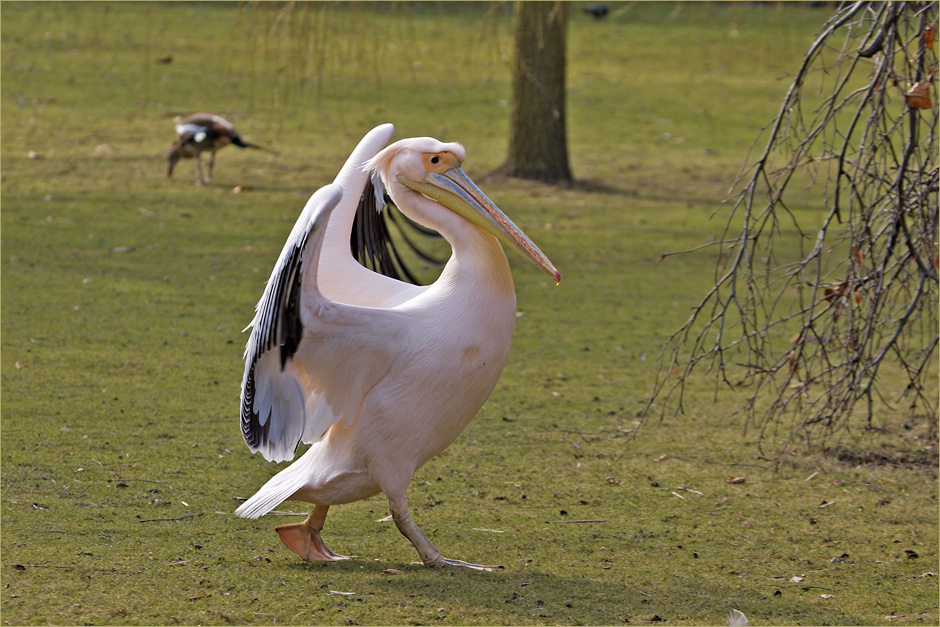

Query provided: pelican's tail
[235,463,309,520]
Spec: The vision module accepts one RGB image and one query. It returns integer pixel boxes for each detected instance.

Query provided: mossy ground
[2,3,936,625]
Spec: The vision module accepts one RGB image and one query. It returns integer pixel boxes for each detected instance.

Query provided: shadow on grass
[282,558,658,624]
[271,550,889,625]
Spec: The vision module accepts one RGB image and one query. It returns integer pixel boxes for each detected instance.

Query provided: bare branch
[645,2,939,457]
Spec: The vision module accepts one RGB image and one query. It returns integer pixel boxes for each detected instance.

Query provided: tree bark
[505,1,572,183]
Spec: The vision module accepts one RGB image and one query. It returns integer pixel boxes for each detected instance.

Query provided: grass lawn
[1,2,936,625]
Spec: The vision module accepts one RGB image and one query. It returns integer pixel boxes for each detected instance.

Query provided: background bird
[584,3,610,19]
[234,124,559,570]
[166,113,273,185]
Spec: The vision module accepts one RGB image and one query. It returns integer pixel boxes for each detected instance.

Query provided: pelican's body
[167,113,266,185]
[235,124,559,570]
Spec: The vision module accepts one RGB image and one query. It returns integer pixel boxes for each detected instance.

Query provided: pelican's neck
[395,194,514,300]
[442,221,515,299]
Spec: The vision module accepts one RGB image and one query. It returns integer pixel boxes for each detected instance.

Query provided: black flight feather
[350,178,445,284]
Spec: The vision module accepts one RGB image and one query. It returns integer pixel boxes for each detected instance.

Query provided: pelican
[166,113,272,185]
[234,124,559,570]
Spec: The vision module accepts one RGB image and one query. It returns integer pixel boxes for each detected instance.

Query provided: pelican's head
[365,137,560,284]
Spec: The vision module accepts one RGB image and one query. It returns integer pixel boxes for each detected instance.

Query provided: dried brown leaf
[905,81,931,109]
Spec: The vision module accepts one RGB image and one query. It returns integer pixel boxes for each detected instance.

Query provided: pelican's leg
[274,505,349,562]
[388,497,501,571]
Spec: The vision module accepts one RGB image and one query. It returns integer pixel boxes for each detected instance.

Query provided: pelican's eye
[423,151,460,174]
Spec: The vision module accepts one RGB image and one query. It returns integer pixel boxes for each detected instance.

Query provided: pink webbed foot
[275,521,348,562]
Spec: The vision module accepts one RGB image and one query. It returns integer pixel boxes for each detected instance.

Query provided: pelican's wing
[329,122,444,285]
[240,183,412,462]
[350,177,445,284]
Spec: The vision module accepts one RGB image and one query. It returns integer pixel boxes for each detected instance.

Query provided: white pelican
[166,113,273,185]
[234,124,559,571]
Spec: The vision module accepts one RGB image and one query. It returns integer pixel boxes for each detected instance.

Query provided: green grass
[2,2,937,625]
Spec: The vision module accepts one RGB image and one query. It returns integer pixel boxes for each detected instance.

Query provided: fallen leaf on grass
[820,594,834,599]
[654,454,668,462]
[884,614,940,622]
[383,568,404,575]
[790,575,804,583]
[726,476,746,484]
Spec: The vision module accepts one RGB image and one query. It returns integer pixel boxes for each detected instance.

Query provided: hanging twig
[645,2,938,458]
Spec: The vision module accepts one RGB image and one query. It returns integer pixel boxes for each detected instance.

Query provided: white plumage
[235,124,559,570]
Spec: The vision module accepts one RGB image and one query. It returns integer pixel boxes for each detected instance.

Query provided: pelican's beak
[398,167,561,284]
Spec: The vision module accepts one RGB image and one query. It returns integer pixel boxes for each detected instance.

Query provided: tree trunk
[505,1,572,183]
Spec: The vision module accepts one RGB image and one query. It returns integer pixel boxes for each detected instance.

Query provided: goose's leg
[206,150,216,184]
[194,153,206,186]
[275,505,348,562]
